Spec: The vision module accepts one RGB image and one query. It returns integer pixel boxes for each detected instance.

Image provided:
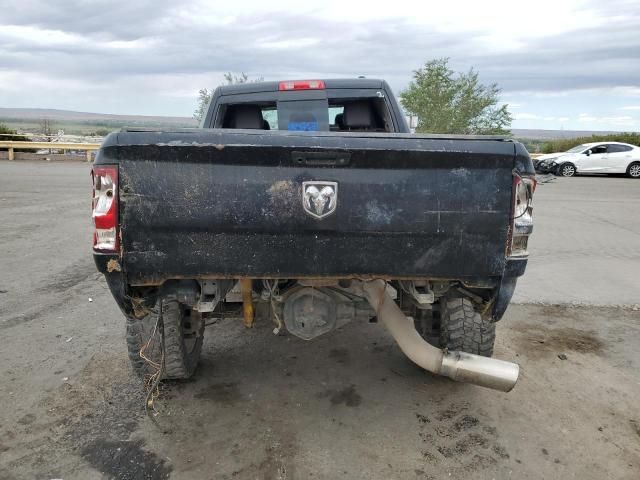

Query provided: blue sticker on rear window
[288,121,319,131]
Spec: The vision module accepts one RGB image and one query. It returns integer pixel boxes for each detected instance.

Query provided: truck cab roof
[216,78,387,95]
[204,77,406,132]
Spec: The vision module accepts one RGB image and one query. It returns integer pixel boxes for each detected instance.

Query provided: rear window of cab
[215,95,392,132]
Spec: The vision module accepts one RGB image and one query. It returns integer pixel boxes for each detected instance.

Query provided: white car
[535,142,640,178]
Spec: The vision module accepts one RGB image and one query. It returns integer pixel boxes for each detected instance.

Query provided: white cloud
[259,37,321,50]
[1,0,639,130]
[513,112,540,120]
[578,113,637,126]
[610,87,640,97]
[0,25,84,47]
[514,114,572,122]
[503,101,523,108]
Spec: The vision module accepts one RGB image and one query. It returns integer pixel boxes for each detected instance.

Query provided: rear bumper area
[504,257,527,277]
[94,253,525,323]
[117,231,512,285]
[94,251,527,285]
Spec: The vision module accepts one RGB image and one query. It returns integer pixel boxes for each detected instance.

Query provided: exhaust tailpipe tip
[440,350,520,393]
[361,279,520,392]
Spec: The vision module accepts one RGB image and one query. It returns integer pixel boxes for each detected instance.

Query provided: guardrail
[0,141,101,162]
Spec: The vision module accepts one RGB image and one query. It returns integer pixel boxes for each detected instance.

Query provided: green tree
[0,123,33,152]
[193,72,263,122]
[95,128,113,137]
[193,88,212,122]
[1,123,19,140]
[401,58,512,135]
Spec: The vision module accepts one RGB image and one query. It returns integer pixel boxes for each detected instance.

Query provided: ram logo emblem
[302,181,338,219]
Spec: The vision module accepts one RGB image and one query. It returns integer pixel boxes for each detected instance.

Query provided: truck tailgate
[103,130,516,284]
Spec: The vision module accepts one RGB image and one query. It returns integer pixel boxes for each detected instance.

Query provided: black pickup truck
[92,78,535,391]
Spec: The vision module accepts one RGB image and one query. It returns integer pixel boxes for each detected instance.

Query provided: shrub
[0,123,33,151]
[542,133,640,153]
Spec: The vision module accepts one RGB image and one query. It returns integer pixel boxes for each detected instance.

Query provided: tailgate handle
[292,151,351,166]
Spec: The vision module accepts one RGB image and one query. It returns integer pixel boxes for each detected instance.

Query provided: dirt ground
[0,161,639,480]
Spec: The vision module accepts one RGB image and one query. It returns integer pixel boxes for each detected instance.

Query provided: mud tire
[439,297,495,357]
[125,296,204,379]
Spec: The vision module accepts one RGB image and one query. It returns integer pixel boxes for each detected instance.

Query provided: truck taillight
[279,80,325,91]
[91,166,118,252]
[509,174,535,257]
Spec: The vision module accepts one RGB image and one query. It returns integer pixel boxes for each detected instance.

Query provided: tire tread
[439,297,495,357]
[124,296,204,380]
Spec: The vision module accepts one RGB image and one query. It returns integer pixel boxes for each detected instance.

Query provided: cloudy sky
[1,0,639,130]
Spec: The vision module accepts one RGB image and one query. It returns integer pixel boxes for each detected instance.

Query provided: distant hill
[0,108,631,139]
[0,108,197,129]
[510,128,621,140]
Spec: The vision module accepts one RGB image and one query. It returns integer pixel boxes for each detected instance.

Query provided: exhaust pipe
[361,280,519,392]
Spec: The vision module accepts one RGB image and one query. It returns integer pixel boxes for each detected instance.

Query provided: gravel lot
[0,161,638,480]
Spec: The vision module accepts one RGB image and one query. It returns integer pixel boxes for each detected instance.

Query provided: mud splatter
[417,404,509,473]
[195,382,242,405]
[453,415,480,432]
[38,260,96,293]
[416,413,430,425]
[107,258,122,272]
[266,180,298,218]
[329,348,351,365]
[318,385,362,407]
[17,413,36,425]
[513,325,604,358]
[81,439,172,480]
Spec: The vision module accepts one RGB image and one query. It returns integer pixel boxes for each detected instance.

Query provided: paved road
[513,174,640,306]
[1,161,639,480]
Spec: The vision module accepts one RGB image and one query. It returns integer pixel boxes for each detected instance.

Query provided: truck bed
[96,129,526,285]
